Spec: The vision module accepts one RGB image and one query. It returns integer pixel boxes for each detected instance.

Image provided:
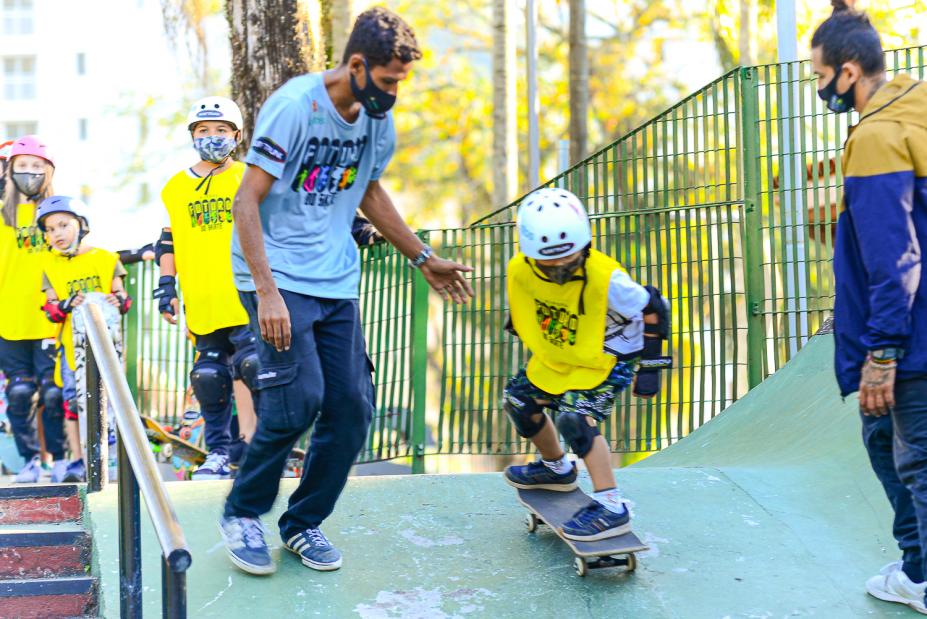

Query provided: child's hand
[104,293,121,307]
[70,292,86,307]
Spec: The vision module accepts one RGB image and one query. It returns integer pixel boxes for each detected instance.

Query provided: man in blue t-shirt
[220,7,473,576]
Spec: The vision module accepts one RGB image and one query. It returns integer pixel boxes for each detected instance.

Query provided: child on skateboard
[37,196,131,482]
[503,187,670,541]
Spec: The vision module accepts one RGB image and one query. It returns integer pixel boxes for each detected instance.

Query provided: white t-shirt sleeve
[607,269,649,317]
[603,269,649,358]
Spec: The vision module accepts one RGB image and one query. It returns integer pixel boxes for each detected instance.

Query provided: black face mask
[535,254,585,285]
[12,172,45,198]
[817,65,856,113]
[350,58,396,119]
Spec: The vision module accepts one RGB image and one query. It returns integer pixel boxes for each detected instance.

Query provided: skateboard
[517,487,648,577]
[141,414,207,479]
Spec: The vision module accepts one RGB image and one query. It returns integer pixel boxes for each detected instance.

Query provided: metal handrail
[81,303,191,618]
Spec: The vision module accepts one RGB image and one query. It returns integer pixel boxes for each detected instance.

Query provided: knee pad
[39,378,63,415]
[235,353,260,392]
[503,390,547,438]
[555,411,599,458]
[5,376,37,414]
[190,352,232,411]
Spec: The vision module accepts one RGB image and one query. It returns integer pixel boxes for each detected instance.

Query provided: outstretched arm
[359,180,474,304]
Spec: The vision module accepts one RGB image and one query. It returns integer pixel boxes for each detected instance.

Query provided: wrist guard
[115,292,133,315]
[152,275,177,315]
[633,334,673,398]
[41,299,68,323]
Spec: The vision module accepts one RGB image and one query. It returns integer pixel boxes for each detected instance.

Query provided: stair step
[0,523,91,580]
[0,484,82,525]
[0,576,97,618]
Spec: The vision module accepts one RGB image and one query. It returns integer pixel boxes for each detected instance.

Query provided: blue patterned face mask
[193,136,237,163]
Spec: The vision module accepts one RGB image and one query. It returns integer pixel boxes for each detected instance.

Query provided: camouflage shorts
[504,362,636,422]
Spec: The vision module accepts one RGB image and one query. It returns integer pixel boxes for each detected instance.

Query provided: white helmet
[186,96,243,132]
[516,188,592,259]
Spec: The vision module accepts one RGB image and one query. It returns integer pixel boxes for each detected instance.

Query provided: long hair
[1,159,54,227]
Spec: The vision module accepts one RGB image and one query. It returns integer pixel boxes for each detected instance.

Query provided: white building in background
[0,0,230,251]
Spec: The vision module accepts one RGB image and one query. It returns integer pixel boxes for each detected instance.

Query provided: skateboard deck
[141,415,207,479]
[517,487,648,576]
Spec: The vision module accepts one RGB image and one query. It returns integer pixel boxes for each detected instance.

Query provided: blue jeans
[224,290,374,540]
[0,337,66,460]
[863,377,927,581]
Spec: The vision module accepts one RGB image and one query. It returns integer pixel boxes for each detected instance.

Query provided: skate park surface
[86,332,921,618]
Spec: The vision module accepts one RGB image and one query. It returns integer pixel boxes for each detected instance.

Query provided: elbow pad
[642,285,670,339]
[154,229,174,263]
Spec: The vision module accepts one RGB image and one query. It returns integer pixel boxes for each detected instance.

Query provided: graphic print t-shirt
[0,203,56,340]
[232,72,396,299]
[161,162,249,335]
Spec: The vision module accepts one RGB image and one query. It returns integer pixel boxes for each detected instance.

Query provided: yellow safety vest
[0,203,56,341]
[160,162,249,335]
[507,248,621,394]
[43,248,120,369]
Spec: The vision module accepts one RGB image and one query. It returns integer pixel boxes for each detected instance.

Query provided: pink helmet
[10,135,54,167]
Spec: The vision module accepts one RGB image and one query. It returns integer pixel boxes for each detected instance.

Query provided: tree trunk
[491,0,517,208]
[226,0,325,145]
[739,0,752,66]
[568,0,588,165]
[329,0,353,67]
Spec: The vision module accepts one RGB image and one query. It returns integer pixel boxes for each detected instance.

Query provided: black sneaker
[503,459,578,491]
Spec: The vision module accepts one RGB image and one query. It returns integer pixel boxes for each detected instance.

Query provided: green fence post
[410,238,430,474]
[123,263,141,402]
[739,67,767,388]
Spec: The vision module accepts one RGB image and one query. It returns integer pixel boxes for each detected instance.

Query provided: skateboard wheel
[162,444,173,458]
[626,553,637,572]
[574,557,588,577]
[525,512,538,533]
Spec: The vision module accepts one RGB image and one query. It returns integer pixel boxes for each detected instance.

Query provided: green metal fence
[125,45,927,466]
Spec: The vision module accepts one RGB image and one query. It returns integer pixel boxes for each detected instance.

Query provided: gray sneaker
[285,528,342,571]
[219,516,276,576]
[193,452,231,480]
[14,455,42,484]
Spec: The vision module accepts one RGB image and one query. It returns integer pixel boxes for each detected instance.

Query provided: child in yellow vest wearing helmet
[0,136,66,483]
[38,196,131,482]
[153,96,259,480]
[503,188,671,541]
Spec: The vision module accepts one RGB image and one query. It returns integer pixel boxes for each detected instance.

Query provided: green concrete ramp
[87,333,919,617]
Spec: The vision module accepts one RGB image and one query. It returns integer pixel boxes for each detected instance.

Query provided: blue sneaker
[219,516,276,575]
[285,528,342,571]
[193,452,231,480]
[561,501,631,541]
[50,460,69,483]
[504,460,578,491]
[62,459,86,483]
[14,455,42,484]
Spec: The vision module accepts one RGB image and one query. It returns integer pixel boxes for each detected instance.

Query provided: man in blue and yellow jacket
[813,2,927,611]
